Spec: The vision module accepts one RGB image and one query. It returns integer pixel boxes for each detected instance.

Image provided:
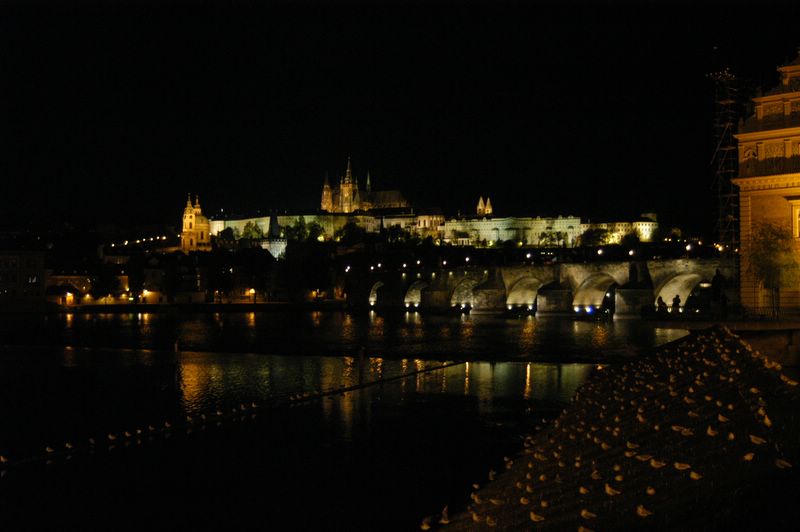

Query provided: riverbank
[439,326,800,530]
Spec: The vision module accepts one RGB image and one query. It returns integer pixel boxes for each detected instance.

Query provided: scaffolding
[708,68,745,306]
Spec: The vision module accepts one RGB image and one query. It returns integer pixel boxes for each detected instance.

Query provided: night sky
[2,1,799,235]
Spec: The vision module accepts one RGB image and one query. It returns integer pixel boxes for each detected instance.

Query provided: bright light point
[414,303,419,308]
[508,305,513,310]
[698,241,703,246]
[525,253,531,259]
[442,260,447,266]
[370,266,374,271]
[528,305,533,310]
[597,249,603,255]
[685,244,692,251]
[377,263,382,268]
[369,301,375,306]
[405,303,410,308]
[249,288,255,295]
[317,235,324,242]
[402,263,407,268]
[465,257,470,262]
[416,260,421,265]
[123,241,128,246]
[586,305,594,313]
[628,249,634,256]
[461,304,466,309]
[111,243,115,247]
[574,306,580,312]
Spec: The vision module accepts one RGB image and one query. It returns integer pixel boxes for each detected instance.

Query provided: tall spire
[484,197,492,215]
[194,194,201,209]
[477,196,485,216]
[344,156,353,183]
[323,172,330,187]
[366,171,371,193]
[186,193,193,208]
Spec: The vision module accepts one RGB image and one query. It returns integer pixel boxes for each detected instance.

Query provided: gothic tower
[320,173,333,212]
[477,196,485,216]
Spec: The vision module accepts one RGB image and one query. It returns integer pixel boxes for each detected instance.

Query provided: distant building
[734,51,800,312]
[181,194,211,253]
[320,157,409,213]
[0,248,46,307]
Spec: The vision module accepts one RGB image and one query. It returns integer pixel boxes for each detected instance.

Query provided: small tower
[366,171,372,193]
[339,157,355,213]
[477,196,485,216]
[321,173,333,212]
[484,197,493,216]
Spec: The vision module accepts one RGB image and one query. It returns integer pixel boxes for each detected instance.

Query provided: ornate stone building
[734,52,800,312]
[320,157,409,213]
[180,194,211,253]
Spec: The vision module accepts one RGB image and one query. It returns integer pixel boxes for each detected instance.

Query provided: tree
[620,231,641,249]
[307,222,325,242]
[334,222,365,246]
[748,222,800,317]
[90,264,121,302]
[579,228,610,247]
[241,221,264,240]
[283,217,308,241]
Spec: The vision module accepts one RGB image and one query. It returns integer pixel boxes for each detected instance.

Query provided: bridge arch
[404,280,428,307]
[368,281,385,306]
[450,277,482,307]
[506,276,543,307]
[654,273,706,310]
[573,273,618,309]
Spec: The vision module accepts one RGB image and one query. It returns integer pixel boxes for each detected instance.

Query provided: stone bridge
[350,258,731,317]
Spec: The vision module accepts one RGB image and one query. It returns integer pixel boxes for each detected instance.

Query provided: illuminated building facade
[320,157,409,213]
[733,52,800,312]
[181,194,211,253]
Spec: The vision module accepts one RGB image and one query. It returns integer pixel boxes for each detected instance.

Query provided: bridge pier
[615,289,653,318]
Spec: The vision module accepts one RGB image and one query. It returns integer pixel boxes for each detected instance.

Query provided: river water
[0,311,686,529]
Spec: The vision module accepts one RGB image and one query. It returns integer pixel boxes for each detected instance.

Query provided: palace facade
[734,51,800,312]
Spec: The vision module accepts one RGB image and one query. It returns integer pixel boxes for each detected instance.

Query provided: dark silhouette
[672,294,681,314]
[656,296,667,314]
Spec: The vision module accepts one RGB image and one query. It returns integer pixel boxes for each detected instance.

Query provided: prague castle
[182,158,658,255]
[320,157,409,213]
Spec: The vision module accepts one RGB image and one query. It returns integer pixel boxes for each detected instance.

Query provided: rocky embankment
[431,327,800,530]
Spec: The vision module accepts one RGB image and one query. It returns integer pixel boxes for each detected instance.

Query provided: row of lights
[110,236,169,248]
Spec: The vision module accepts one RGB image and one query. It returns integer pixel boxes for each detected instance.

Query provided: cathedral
[180,194,211,253]
[320,157,409,213]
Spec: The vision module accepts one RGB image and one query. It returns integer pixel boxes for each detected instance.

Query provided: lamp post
[249,288,256,304]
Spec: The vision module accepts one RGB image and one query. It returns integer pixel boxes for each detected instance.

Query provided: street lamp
[249,288,256,304]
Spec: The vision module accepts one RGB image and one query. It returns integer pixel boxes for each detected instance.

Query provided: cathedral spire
[344,156,353,183]
[323,172,330,187]
[186,193,193,208]
[194,194,201,209]
[484,197,492,215]
[366,171,371,193]
[477,196,485,216]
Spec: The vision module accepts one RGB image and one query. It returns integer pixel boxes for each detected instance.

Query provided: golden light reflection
[311,311,321,327]
[343,356,356,387]
[524,362,532,400]
[591,324,610,348]
[65,313,73,326]
[247,312,256,327]
[464,361,470,395]
[371,357,384,380]
[520,316,536,350]
[142,312,151,325]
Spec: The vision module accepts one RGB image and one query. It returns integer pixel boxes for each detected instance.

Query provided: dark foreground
[443,327,800,530]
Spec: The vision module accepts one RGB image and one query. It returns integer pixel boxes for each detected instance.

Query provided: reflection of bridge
[351,259,730,317]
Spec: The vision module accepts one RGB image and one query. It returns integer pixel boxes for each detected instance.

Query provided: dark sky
[2,0,799,235]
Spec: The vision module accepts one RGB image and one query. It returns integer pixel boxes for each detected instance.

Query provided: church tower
[484,197,493,216]
[320,173,333,212]
[181,194,212,253]
[339,156,356,213]
[477,196,485,216]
